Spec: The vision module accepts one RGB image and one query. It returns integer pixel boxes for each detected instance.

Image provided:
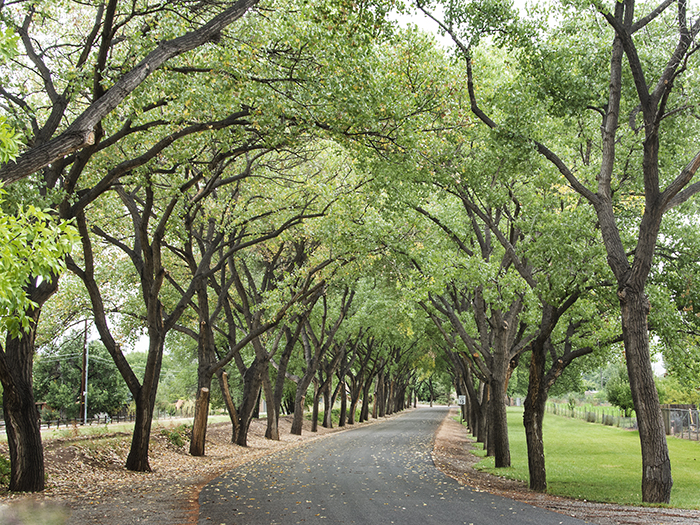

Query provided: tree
[606,362,636,417]
[417,0,700,503]
[0,0,260,185]
[650,214,700,397]
[0,194,77,492]
[0,0,261,488]
[170,142,365,451]
[289,287,355,435]
[34,339,130,419]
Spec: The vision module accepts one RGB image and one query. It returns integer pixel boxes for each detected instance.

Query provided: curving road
[198,407,589,524]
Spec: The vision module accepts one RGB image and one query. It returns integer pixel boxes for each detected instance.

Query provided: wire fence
[547,402,700,442]
[661,406,700,441]
[546,402,638,430]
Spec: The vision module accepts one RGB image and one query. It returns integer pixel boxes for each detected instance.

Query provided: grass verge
[472,407,700,508]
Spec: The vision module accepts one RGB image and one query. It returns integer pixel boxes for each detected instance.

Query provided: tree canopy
[0,0,698,505]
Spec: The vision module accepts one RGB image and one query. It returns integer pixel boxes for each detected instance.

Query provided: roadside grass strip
[472,407,700,508]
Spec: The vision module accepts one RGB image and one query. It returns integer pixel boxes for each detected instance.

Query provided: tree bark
[360,375,374,422]
[262,371,278,440]
[311,380,320,432]
[338,378,348,427]
[125,387,157,471]
[523,342,547,492]
[1,329,45,492]
[290,386,307,435]
[235,359,265,446]
[0,0,260,185]
[620,289,672,503]
[321,378,333,428]
[190,387,210,456]
[489,335,511,467]
[0,278,59,492]
[217,371,239,442]
[267,325,301,440]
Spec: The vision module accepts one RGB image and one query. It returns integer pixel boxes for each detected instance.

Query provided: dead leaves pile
[0,416,358,524]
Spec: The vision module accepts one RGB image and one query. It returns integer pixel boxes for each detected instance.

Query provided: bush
[0,455,10,486]
[41,407,60,422]
[161,424,191,448]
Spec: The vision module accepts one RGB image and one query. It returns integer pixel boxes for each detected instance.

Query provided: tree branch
[0,0,259,184]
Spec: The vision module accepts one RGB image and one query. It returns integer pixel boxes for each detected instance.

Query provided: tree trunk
[490,378,510,467]
[0,278,59,492]
[360,377,373,422]
[126,387,157,471]
[311,380,320,432]
[125,330,164,472]
[235,360,265,446]
[190,287,217,456]
[322,378,333,429]
[268,327,299,440]
[348,376,361,425]
[217,371,239,442]
[338,379,347,427]
[263,371,279,440]
[620,290,672,503]
[428,376,434,407]
[488,322,512,468]
[2,330,44,492]
[290,386,306,435]
[376,371,385,417]
[189,387,210,456]
[385,379,394,415]
[523,343,547,492]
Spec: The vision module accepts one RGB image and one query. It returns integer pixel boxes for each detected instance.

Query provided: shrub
[161,424,191,448]
[0,455,10,486]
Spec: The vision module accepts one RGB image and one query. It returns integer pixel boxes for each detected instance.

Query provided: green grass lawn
[472,407,700,508]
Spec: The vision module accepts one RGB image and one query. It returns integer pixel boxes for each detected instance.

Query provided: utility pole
[82,318,89,425]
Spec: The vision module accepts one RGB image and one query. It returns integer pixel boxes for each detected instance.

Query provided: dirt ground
[0,407,698,524]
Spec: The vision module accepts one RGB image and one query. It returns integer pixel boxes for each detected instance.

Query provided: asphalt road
[199,407,590,524]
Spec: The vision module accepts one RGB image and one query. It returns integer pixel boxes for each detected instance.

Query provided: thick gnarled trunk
[523,344,548,492]
[2,330,44,492]
[0,280,58,492]
[620,290,672,503]
[235,359,265,446]
[125,336,163,471]
[125,388,157,471]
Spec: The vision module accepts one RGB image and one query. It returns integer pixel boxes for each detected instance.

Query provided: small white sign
[457,395,466,405]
